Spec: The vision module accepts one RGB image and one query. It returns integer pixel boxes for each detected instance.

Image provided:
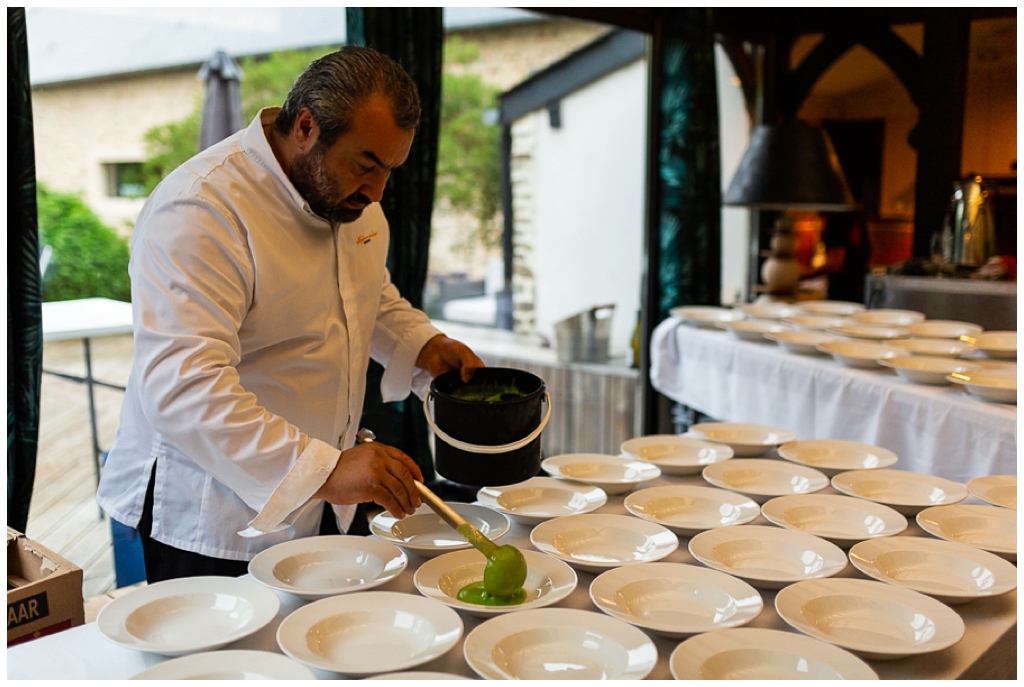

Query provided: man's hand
[313,442,423,518]
[416,334,484,383]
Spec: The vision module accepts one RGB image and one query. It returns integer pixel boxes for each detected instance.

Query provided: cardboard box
[7,528,84,646]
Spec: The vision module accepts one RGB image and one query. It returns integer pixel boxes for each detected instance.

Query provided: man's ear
[293,108,319,154]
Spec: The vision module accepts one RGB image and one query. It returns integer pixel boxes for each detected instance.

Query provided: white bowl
[736,302,803,320]
[916,504,1016,561]
[947,368,1017,403]
[276,591,463,676]
[619,434,734,475]
[796,301,865,316]
[370,503,510,558]
[702,458,829,504]
[364,672,472,680]
[764,329,839,355]
[716,318,791,342]
[775,578,965,660]
[827,323,910,340]
[541,453,660,495]
[891,337,978,357]
[688,525,846,589]
[760,494,907,549]
[462,608,658,680]
[413,549,577,617]
[816,339,910,368]
[784,314,853,331]
[130,650,317,680]
[670,305,746,328]
[624,485,760,537]
[906,320,983,339]
[529,513,678,574]
[589,562,763,638]
[878,355,982,385]
[966,474,1016,509]
[849,536,1018,604]
[476,477,607,525]
[688,422,796,457]
[670,628,878,680]
[96,576,281,657]
[248,535,407,601]
[962,330,1017,359]
[850,309,926,326]
[777,438,897,476]
[831,468,968,516]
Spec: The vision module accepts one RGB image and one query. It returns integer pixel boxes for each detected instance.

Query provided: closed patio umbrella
[197,50,244,150]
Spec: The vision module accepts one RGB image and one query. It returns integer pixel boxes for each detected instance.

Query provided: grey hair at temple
[274,46,421,148]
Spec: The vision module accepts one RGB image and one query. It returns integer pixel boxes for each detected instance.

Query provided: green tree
[36,185,131,303]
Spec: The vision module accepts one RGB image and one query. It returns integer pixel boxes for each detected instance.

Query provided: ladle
[355,429,527,598]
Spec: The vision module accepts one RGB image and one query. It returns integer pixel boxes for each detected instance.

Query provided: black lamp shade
[723,120,856,211]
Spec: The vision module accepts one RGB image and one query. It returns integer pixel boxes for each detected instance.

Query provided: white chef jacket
[96,108,442,560]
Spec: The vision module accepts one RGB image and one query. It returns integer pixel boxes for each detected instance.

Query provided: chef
[97,46,483,582]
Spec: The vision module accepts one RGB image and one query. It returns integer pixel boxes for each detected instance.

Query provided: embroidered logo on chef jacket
[357,231,378,245]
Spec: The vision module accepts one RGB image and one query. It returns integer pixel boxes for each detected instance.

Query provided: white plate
[966,474,1016,509]
[796,301,865,316]
[736,302,803,320]
[276,591,462,676]
[916,504,1017,561]
[702,458,829,504]
[476,476,607,525]
[688,525,846,589]
[688,422,796,457]
[878,355,982,385]
[906,320,983,339]
[670,305,745,328]
[365,672,472,680]
[816,339,910,368]
[589,562,763,638]
[462,608,658,680]
[541,453,661,495]
[619,434,734,475]
[831,468,968,515]
[764,329,838,355]
[947,368,1017,403]
[849,536,1018,604]
[529,513,678,573]
[760,494,907,548]
[96,576,281,657]
[716,318,791,342]
[413,549,577,617]
[248,535,407,600]
[775,578,965,659]
[623,485,760,536]
[778,439,897,476]
[131,650,316,680]
[370,503,510,558]
[670,627,878,680]
[827,323,910,340]
[850,309,926,326]
[962,330,1017,359]
[784,314,853,331]
[891,337,978,357]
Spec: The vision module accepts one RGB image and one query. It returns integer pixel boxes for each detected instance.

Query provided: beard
[289,144,371,224]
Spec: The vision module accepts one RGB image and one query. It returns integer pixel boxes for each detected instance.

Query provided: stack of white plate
[797,301,865,317]
[702,458,829,504]
[850,309,926,327]
[891,337,978,357]
[760,493,907,548]
[947,368,1017,403]
[878,355,982,385]
[688,422,795,457]
[670,305,746,329]
[905,320,983,339]
[831,468,968,515]
[620,434,734,475]
[541,453,660,495]
[764,329,838,355]
[716,318,791,342]
[784,314,853,331]
[916,504,1017,561]
[624,484,760,536]
[816,339,909,368]
[736,302,803,320]
[827,323,910,340]
[962,330,1016,359]
[476,476,606,525]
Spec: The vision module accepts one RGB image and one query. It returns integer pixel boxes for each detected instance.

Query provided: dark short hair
[274,46,420,148]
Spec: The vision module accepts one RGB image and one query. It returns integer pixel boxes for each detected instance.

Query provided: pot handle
[422,392,552,455]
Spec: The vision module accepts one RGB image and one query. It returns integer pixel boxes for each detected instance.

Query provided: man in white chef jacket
[97,46,483,582]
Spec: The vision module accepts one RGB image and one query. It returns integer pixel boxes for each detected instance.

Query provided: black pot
[429,367,547,487]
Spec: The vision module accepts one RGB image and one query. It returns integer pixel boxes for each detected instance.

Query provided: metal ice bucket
[554,304,615,363]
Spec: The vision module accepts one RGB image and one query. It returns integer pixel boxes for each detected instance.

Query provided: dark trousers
[137,464,369,583]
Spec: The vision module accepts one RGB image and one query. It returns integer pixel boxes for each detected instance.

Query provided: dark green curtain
[655,9,722,318]
[347,8,444,480]
[8,8,43,533]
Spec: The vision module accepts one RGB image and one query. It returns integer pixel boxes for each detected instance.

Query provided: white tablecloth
[7,471,1016,680]
[651,317,1017,484]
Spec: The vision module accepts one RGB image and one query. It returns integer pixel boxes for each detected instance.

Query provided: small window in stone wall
[104,162,147,199]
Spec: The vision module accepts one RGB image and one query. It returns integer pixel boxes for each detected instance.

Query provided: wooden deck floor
[27,333,135,599]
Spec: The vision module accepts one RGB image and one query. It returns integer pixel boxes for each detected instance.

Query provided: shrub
[37,184,131,303]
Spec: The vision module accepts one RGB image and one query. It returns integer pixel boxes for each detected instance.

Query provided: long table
[650,317,1017,484]
[7,469,1016,680]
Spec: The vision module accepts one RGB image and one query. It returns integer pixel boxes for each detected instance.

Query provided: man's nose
[361,172,389,203]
